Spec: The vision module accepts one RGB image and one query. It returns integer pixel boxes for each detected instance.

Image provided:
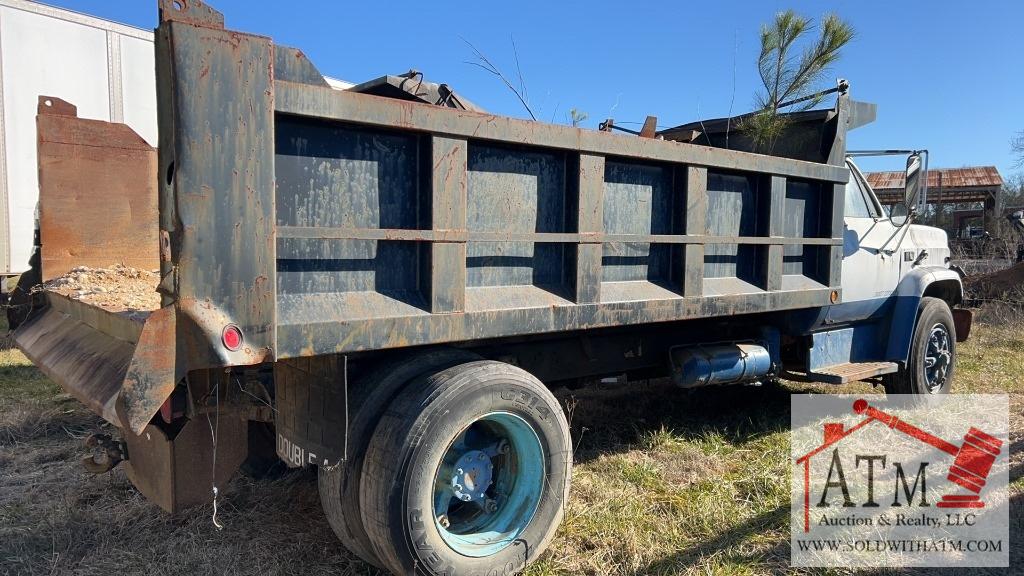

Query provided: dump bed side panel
[272,86,848,358]
[156,0,849,362]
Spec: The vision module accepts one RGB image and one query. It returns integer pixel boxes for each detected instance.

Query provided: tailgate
[14,292,176,432]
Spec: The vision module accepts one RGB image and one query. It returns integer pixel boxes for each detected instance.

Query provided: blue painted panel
[704,171,763,282]
[274,117,428,303]
[466,144,571,290]
[602,161,678,283]
[809,322,886,370]
[783,179,825,281]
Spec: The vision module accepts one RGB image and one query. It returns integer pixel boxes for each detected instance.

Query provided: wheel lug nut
[484,499,498,513]
[460,494,471,501]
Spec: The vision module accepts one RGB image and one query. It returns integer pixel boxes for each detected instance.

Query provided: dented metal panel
[36,96,159,280]
[13,294,141,426]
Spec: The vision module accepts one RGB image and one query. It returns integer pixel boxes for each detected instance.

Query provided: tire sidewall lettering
[498,387,551,422]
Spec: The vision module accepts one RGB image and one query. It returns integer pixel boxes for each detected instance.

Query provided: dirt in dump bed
[42,264,161,313]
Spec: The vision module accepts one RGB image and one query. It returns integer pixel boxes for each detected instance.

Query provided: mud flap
[273,357,348,468]
[952,308,973,342]
[124,415,247,513]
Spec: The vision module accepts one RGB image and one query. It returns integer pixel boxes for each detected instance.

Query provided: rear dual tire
[359,360,571,575]
[319,349,482,568]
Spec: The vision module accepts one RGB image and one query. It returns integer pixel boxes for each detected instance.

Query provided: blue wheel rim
[432,411,545,558]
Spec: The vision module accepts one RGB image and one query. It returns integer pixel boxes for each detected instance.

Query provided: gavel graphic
[853,399,1003,508]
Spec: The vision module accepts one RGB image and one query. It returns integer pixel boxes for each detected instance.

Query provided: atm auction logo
[790,394,1009,568]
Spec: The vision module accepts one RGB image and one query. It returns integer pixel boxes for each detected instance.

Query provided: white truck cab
[829,153,967,394]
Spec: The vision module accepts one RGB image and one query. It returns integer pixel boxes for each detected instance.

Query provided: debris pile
[963,262,1024,303]
[42,265,161,313]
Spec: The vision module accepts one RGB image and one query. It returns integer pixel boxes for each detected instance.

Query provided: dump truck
[11,1,971,574]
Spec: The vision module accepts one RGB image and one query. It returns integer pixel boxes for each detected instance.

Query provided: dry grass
[1,323,1021,576]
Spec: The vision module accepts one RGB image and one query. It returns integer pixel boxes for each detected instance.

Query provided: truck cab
[825,154,965,393]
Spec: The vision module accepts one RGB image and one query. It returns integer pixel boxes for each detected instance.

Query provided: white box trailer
[0,0,158,278]
[0,1,355,282]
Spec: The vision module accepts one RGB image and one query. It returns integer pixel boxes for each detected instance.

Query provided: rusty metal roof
[865,166,1003,191]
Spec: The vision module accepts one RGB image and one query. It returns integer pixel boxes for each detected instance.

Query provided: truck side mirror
[890,153,923,227]
[904,153,923,207]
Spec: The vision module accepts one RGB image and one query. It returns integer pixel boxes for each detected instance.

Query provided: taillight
[222,324,243,351]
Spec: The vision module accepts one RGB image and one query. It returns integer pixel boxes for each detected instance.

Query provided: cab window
[844,169,878,218]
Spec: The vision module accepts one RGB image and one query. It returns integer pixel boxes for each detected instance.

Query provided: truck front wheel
[884,297,956,395]
[360,360,571,575]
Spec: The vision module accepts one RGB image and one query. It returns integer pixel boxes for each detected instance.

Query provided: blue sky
[48,0,1023,178]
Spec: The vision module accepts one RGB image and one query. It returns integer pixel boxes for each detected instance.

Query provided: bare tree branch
[1013,130,1024,168]
[510,35,528,106]
[461,37,537,120]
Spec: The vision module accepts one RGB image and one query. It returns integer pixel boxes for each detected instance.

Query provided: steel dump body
[10,0,921,526]
[15,0,854,440]
[152,2,848,370]
[270,93,847,358]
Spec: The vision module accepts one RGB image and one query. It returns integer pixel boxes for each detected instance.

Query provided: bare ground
[1,324,1021,576]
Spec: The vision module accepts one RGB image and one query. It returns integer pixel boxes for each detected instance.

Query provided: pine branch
[744,10,854,152]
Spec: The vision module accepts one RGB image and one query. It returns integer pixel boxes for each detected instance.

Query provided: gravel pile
[43,265,161,313]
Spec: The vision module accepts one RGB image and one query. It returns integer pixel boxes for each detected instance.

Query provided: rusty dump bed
[16,0,854,435]
[17,264,160,426]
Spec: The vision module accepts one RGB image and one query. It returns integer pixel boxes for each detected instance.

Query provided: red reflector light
[222,324,243,351]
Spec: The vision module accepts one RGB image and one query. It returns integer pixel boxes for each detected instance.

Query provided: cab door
[834,161,901,318]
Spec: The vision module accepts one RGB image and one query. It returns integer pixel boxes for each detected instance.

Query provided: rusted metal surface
[155,0,275,360]
[36,96,159,280]
[274,45,329,87]
[142,0,852,362]
[117,305,178,433]
[867,166,1003,205]
[349,72,485,112]
[124,414,247,513]
[867,166,1004,191]
[274,83,849,183]
[952,308,973,342]
[13,294,140,426]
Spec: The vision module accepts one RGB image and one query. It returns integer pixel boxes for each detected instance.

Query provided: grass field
[1,323,1020,576]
